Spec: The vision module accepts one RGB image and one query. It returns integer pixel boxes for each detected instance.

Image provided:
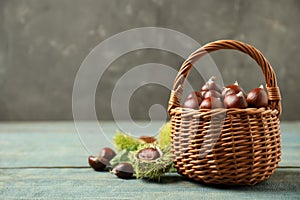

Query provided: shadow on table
[143,168,300,191]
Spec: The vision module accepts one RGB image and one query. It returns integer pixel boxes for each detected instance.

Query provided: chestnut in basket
[183,91,202,109]
[222,81,246,97]
[247,85,268,108]
[99,147,116,161]
[199,97,224,109]
[224,91,248,109]
[201,76,222,93]
[112,162,134,179]
[202,90,222,99]
[186,91,202,100]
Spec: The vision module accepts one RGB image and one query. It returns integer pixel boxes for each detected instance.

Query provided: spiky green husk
[130,145,173,181]
[112,122,174,181]
[158,122,171,149]
[113,130,142,152]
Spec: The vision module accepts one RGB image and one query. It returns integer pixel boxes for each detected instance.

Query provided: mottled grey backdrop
[0,0,299,121]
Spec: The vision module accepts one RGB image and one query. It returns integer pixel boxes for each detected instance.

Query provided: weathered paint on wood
[0,122,299,199]
[1,168,299,199]
[0,121,299,167]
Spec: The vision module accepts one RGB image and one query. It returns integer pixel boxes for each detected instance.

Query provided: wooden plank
[0,168,299,199]
[0,121,299,167]
[280,122,300,167]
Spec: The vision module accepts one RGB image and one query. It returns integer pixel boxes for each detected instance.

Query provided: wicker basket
[168,40,282,185]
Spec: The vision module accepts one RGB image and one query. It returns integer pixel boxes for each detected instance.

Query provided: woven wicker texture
[168,40,281,185]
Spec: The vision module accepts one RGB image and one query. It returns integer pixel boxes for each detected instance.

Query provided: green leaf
[113,130,142,152]
[109,149,131,167]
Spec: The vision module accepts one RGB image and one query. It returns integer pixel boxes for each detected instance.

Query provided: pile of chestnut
[182,77,268,109]
[88,136,159,179]
[88,147,134,179]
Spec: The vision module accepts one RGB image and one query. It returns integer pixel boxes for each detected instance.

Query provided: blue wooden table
[0,121,299,199]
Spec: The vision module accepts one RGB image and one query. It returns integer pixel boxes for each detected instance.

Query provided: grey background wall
[0,0,299,121]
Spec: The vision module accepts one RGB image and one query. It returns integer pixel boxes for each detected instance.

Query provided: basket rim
[170,106,279,115]
[168,40,282,118]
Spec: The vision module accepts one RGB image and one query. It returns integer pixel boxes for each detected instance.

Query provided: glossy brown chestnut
[99,147,116,161]
[137,147,160,161]
[247,85,268,108]
[200,90,206,97]
[139,136,157,143]
[222,81,246,97]
[200,76,222,93]
[202,90,221,99]
[186,91,202,100]
[88,156,109,171]
[182,97,201,109]
[222,87,235,97]
[199,97,224,109]
[223,91,248,109]
[112,162,134,179]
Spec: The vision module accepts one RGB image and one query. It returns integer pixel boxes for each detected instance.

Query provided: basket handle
[168,40,282,117]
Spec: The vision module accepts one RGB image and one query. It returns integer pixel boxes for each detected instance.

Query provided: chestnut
[88,156,109,171]
[182,97,202,109]
[99,147,116,161]
[186,91,202,100]
[200,76,222,93]
[247,85,268,108]
[183,91,202,108]
[112,162,134,179]
[137,147,160,161]
[199,97,224,109]
[222,87,235,97]
[223,91,248,109]
[222,81,246,97]
[139,136,157,143]
[202,90,221,99]
[200,90,206,97]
